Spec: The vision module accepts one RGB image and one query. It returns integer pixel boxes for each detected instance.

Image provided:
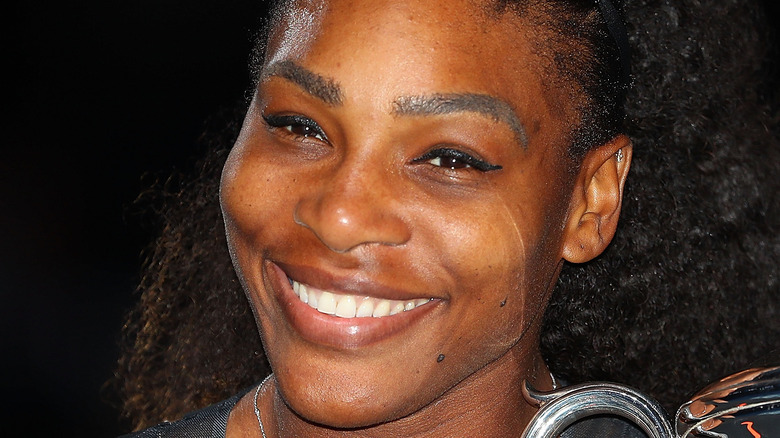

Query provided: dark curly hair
[113,0,780,430]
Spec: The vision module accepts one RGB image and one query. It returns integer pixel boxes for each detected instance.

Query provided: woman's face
[221,0,580,429]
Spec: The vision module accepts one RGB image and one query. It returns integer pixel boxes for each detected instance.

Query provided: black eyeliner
[262,114,314,128]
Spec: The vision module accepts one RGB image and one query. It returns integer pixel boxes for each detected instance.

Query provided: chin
[279,379,422,429]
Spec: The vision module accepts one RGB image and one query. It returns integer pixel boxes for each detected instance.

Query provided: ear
[561,135,632,264]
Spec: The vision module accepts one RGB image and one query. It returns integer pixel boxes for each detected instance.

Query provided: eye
[413,148,502,172]
[262,114,329,143]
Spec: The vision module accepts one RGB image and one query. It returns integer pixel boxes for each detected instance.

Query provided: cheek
[220,139,301,351]
[220,138,294,253]
[426,208,529,333]
[219,142,272,295]
[431,198,533,296]
[432,192,563,342]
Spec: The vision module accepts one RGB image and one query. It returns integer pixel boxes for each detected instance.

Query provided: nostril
[293,195,410,253]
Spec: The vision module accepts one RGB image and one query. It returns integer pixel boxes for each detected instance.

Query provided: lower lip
[267,262,439,349]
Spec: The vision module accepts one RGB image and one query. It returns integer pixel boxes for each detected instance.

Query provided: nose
[294,160,411,253]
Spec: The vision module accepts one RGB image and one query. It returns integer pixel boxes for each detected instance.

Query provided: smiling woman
[114,0,779,437]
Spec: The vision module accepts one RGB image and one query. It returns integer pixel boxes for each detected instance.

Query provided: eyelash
[262,114,501,172]
[413,148,502,172]
[262,114,328,142]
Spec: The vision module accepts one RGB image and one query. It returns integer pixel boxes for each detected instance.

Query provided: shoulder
[560,415,648,438]
[118,391,247,438]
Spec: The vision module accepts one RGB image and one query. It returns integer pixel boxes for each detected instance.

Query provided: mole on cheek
[437,354,445,363]
[500,296,508,307]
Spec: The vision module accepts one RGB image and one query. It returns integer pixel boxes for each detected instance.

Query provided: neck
[245,347,552,437]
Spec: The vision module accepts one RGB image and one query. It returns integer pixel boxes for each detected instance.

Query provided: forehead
[269,0,533,73]
[265,0,575,147]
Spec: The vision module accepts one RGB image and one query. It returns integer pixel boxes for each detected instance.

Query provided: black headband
[596,0,631,85]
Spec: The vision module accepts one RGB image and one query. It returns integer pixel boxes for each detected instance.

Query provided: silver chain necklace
[253,374,274,438]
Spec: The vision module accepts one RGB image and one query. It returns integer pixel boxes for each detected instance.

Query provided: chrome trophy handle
[521,365,780,438]
[676,365,780,438]
[521,381,673,438]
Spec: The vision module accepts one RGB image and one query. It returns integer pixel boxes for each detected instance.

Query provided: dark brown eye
[414,148,502,172]
[436,156,470,169]
[286,124,323,140]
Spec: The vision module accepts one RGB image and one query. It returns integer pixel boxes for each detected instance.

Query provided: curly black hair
[113,0,779,430]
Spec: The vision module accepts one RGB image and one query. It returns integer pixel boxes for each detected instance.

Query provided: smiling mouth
[289,278,432,318]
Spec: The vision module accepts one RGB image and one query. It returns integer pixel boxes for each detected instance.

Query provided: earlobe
[562,135,632,264]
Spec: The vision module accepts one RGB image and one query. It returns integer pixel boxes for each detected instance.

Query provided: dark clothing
[120,392,243,438]
[121,392,647,437]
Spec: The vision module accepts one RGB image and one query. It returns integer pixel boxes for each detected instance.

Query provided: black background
[6,1,267,436]
[4,2,778,437]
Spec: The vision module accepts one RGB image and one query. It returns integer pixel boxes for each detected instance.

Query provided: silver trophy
[522,365,780,437]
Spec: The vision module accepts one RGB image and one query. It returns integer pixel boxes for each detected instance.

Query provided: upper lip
[273,260,438,302]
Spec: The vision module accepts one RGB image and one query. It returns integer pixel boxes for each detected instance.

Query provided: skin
[219,0,632,436]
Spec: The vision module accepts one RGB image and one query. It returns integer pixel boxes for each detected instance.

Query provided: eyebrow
[392,94,528,148]
[261,60,344,105]
[261,62,527,147]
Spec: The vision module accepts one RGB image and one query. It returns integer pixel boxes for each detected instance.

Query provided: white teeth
[289,279,431,319]
[335,295,357,318]
[372,300,391,317]
[299,284,308,304]
[308,286,319,308]
[356,299,374,317]
[318,291,337,314]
